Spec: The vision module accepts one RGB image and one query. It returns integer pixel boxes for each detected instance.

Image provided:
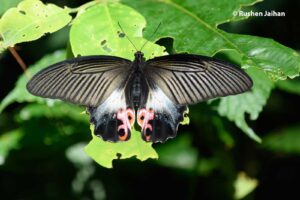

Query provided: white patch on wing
[146,87,181,124]
[93,89,126,121]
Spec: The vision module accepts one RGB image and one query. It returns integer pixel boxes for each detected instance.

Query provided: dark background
[0,0,300,199]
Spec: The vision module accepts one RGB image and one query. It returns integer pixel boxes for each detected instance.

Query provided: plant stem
[8,47,31,79]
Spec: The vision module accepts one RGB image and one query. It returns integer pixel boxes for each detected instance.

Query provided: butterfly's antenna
[140,22,162,51]
[117,22,138,51]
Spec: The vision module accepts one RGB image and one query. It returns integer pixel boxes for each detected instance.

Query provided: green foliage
[0,129,23,165]
[156,134,198,170]
[0,0,72,53]
[70,3,165,60]
[277,78,300,96]
[262,126,300,154]
[0,0,300,171]
[218,67,274,142]
[123,0,300,141]
[0,50,66,112]
[85,126,158,168]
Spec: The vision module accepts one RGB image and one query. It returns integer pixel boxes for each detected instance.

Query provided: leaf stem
[69,0,102,14]
[8,47,31,79]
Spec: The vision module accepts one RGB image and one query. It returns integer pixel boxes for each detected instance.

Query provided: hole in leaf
[19,10,26,15]
[102,45,112,53]
[22,34,26,37]
[184,112,188,118]
[100,40,106,46]
[155,37,174,54]
[118,32,125,38]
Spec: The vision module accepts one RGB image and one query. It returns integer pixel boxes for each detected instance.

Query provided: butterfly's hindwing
[26,56,132,107]
[137,86,187,143]
[88,90,135,142]
[144,54,253,105]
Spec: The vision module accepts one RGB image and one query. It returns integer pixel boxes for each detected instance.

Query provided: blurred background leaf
[262,126,300,154]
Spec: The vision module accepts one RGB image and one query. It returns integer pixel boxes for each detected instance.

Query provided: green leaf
[85,125,158,168]
[123,0,300,141]
[0,0,72,53]
[234,172,258,200]
[262,126,300,154]
[18,103,87,123]
[218,68,274,142]
[70,2,165,60]
[0,50,66,113]
[276,77,300,96]
[0,129,23,165]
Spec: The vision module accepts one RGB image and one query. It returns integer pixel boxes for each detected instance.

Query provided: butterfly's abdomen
[126,73,149,109]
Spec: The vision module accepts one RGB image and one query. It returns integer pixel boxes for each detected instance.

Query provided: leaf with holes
[0,0,71,53]
[85,125,158,168]
[70,2,165,60]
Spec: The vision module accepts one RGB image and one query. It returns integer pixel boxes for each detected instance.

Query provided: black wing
[144,54,253,105]
[27,55,132,107]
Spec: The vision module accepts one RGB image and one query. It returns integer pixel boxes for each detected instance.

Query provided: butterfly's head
[134,51,145,62]
[134,51,144,57]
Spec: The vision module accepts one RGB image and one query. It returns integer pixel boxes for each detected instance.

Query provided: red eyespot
[144,124,152,142]
[137,108,146,126]
[126,108,135,126]
[118,125,128,141]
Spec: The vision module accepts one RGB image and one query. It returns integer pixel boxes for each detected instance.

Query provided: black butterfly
[27,51,252,143]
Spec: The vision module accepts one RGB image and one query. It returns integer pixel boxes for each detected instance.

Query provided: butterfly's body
[27,50,253,143]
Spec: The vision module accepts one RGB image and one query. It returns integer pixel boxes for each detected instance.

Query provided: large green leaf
[70,2,165,168]
[0,0,72,53]
[0,50,66,113]
[70,3,165,60]
[218,68,274,142]
[85,126,158,168]
[123,0,300,141]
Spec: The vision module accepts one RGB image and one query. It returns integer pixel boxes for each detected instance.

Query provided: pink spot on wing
[138,108,154,129]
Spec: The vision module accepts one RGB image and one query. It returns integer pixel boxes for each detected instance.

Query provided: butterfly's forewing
[144,54,253,105]
[27,55,132,107]
[27,55,135,141]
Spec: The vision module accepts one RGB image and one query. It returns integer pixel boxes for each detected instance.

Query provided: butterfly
[26,51,252,143]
